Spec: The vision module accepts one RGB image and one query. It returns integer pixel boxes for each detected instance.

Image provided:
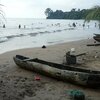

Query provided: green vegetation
[45,8,89,19]
[85,6,100,21]
[85,6,100,29]
[0,4,6,25]
[45,6,100,21]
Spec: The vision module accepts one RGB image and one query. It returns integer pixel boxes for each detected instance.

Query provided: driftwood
[87,44,100,46]
[75,53,86,57]
[13,55,100,87]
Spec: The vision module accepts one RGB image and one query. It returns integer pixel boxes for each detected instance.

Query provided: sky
[1,0,100,18]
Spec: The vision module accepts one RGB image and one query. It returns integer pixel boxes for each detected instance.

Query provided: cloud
[1,0,100,18]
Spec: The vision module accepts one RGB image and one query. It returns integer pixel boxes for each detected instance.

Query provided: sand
[0,39,100,100]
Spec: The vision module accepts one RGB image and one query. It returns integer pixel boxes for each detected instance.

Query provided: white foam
[0,18,99,54]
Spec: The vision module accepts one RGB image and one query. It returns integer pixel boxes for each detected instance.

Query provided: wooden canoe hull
[94,34,100,37]
[93,35,100,42]
[13,55,100,87]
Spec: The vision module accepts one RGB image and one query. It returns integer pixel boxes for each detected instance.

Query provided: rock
[42,45,46,49]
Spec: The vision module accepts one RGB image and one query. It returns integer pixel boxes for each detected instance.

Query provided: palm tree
[45,8,53,17]
[0,4,6,25]
[85,6,100,29]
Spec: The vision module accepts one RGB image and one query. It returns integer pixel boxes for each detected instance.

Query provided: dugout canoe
[93,34,100,42]
[94,34,100,37]
[13,55,100,87]
[93,36,100,42]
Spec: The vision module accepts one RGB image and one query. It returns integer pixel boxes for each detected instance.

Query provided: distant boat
[13,55,100,87]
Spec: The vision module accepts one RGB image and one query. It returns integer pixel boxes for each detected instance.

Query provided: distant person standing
[31,23,34,29]
[68,23,71,27]
[98,23,100,29]
[24,25,26,29]
[95,23,97,27]
[18,24,21,29]
[72,23,76,27]
[87,25,89,29]
[82,23,85,29]
[3,24,5,28]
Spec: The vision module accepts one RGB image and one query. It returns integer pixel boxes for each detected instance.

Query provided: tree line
[45,6,100,20]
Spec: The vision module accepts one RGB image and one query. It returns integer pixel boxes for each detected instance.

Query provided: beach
[0,38,100,100]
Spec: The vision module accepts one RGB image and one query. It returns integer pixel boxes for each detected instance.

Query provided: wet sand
[0,39,100,100]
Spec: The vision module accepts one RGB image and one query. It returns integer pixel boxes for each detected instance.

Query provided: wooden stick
[76,53,86,57]
[87,44,100,46]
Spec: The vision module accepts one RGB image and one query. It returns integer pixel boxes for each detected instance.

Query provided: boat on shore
[94,34,100,36]
[13,55,100,87]
[93,36,100,42]
[93,34,100,42]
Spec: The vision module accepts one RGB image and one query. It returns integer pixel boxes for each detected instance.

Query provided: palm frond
[85,5,100,22]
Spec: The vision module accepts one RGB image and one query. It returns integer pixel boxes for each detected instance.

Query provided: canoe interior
[15,55,100,74]
[94,34,100,37]
[93,35,100,42]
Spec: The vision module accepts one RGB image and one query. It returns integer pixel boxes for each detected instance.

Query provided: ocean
[0,18,99,54]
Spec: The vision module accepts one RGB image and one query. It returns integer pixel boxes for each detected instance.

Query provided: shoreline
[0,38,92,55]
[0,38,100,100]
[0,37,91,55]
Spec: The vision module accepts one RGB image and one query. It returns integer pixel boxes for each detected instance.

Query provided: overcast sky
[1,0,100,18]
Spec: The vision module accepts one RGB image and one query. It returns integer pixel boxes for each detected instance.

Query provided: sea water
[0,18,99,54]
